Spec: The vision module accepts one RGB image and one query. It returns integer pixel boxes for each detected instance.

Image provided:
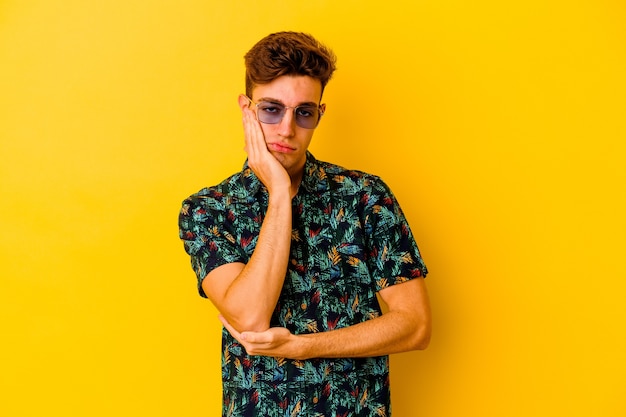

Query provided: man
[179,31,431,417]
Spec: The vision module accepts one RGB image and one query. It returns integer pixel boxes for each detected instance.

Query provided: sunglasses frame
[245,96,324,129]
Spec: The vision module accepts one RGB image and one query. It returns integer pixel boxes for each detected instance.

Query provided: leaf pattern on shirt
[179,152,427,416]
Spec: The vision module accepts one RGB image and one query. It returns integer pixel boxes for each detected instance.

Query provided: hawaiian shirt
[179,152,428,417]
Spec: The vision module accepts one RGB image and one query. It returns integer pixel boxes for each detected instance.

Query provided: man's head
[239,32,337,182]
[244,32,337,99]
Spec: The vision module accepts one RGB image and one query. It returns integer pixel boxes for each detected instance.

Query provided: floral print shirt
[179,152,428,417]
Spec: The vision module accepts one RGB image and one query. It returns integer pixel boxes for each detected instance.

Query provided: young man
[179,32,431,417]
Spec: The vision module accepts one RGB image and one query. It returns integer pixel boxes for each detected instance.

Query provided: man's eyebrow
[257,97,318,107]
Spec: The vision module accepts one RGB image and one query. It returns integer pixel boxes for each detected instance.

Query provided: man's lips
[267,142,295,153]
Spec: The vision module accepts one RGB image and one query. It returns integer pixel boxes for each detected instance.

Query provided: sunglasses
[246,96,324,129]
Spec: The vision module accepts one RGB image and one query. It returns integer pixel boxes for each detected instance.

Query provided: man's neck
[289,169,304,198]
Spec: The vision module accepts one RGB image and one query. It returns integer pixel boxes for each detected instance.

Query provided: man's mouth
[267,143,295,153]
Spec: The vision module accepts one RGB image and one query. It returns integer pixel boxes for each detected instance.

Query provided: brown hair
[244,32,337,98]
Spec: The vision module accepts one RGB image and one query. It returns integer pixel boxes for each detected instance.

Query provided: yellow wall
[1,1,624,416]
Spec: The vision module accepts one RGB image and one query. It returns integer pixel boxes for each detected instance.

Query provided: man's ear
[320,103,327,115]
[238,94,250,111]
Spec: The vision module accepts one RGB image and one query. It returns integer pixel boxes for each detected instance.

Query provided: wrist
[267,187,292,204]
[292,333,315,360]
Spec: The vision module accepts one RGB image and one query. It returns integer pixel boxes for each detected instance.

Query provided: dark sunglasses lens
[257,103,284,124]
[295,107,319,129]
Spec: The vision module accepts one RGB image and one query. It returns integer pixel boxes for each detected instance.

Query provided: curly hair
[244,32,337,97]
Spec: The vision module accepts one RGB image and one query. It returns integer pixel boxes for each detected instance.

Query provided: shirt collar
[240,151,329,196]
[301,151,329,194]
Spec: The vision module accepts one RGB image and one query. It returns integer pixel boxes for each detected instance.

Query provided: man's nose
[277,108,296,137]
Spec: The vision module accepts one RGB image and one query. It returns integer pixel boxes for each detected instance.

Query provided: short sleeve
[363,178,428,291]
[179,194,247,297]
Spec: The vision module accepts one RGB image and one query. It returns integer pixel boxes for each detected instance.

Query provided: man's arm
[220,278,431,359]
[202,106,292,333]
[202,193,290,333]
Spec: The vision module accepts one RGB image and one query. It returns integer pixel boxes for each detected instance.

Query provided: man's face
[245,75,324,179]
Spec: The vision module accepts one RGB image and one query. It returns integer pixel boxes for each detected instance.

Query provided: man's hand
[242,106,291,196]
[219,314,304,359]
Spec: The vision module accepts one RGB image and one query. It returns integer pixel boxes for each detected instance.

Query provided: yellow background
[1,1,625,416]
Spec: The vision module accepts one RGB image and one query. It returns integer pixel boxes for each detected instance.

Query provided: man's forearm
[210,191,292,332]
[295,309,430,359]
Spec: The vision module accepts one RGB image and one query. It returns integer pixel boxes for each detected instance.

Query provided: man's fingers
[243,108,265,157]
[240,330,272,344]
[219,319,295,357]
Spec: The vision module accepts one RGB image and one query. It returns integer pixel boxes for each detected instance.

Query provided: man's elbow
[227,314,271,333]
[414,330,431,350]
[410,322,432,350]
